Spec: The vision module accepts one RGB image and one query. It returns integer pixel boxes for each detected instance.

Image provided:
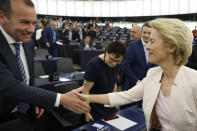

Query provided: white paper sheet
[103,114,137,130]
[80,71,85,74]
[56,41,63,45]
[39,75,49,78]
[59,78,71,82]
[92,123,105,129]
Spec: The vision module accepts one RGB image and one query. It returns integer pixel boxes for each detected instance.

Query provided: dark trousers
[48,44,58,57]
[0,109,36,131]
[0,108,55,131]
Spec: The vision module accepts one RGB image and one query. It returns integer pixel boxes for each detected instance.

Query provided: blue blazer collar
[137,39,148,66]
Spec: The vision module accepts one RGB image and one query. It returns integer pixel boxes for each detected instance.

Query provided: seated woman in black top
[82,41,126,122]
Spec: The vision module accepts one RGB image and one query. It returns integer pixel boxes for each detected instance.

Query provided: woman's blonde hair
[149,18,193,65]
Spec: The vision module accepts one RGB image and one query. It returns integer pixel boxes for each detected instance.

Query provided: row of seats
[34,57,74,76]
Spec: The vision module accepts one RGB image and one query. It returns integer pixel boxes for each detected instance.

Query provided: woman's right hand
[85,113,94,122]
[78,93,94,122]
[77,93,89,103]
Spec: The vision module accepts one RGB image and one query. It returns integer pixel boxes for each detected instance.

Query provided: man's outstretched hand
[60,88,90,114]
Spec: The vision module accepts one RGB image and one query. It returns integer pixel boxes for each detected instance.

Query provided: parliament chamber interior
[0,0,197,131]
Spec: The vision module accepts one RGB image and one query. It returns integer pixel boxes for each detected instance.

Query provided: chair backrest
[34,61,45,76]
[102,42,110,50]
[52,81,82,128]
[0,119,26,131]
[69,40,77,45]
[53,81,79,93]
[57,58,74,74]
[35,49,49,57]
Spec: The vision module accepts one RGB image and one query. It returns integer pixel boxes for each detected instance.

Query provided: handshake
[59,86,109,122]
[59,87,91,114]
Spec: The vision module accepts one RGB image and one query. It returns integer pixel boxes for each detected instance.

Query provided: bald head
[130,25,141,41]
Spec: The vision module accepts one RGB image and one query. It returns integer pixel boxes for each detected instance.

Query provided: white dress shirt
[141,38,149,63]
[156,91,172,131]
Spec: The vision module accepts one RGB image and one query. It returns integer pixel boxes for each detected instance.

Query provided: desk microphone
[49,73,59,81]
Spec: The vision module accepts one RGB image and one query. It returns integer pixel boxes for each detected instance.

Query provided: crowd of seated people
[34,16,197,50]
[33,17,197,72]
[33,17,131,50]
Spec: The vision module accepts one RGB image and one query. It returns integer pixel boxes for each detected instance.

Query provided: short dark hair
[0,0,34,18]
[105,41,127,58]
[141,22,152,32]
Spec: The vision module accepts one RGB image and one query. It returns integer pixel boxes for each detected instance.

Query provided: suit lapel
[0,31,22,80]
[23,40,34,86]
[23,43,31,75]
[151,68,162,103]
[143,68,162,121]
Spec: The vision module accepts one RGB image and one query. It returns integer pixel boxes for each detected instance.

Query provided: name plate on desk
[59,77,71,82]
[49,74,59,81]
[39,75,71,82]
[39,75,49,78]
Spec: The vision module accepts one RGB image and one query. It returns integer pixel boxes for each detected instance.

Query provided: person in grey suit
[0,0,90,130]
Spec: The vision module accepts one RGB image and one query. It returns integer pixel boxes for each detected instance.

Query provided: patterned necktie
[14,43,30,113]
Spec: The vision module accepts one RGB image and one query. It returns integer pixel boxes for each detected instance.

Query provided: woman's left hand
[77,93,89,103]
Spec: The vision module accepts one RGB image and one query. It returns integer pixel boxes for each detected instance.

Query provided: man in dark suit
[64,25,78,43]
[44,21,58,57]
[80,35,93,49]
[122,23,156,91]
[77,24,86,42]
[0,0,90,130]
